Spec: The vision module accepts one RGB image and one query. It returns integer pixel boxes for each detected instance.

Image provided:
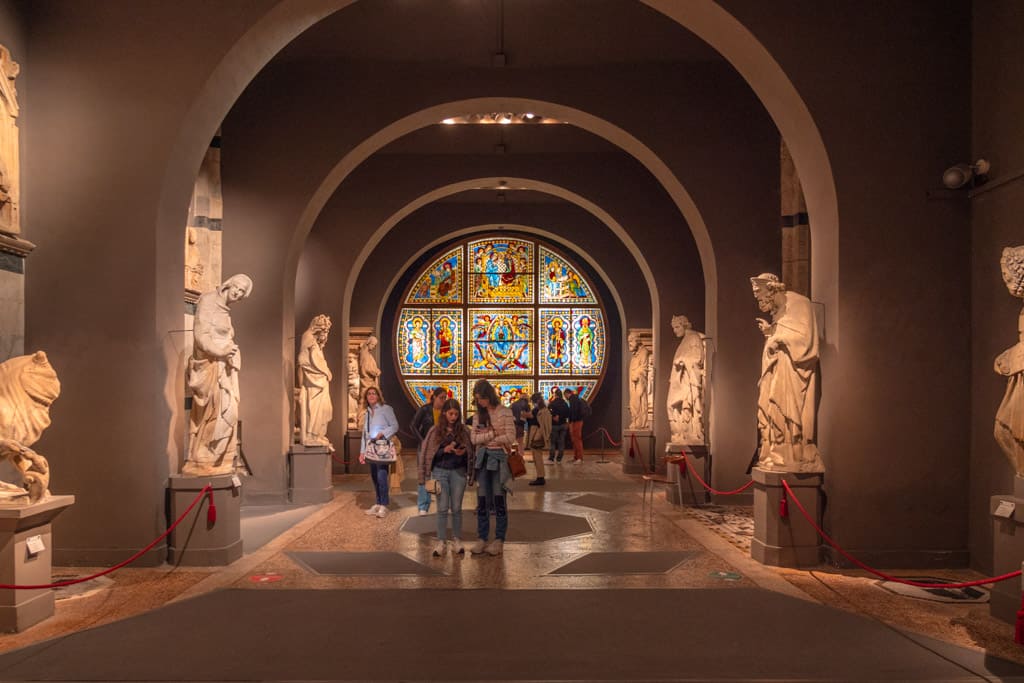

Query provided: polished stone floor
[0,452,1021,679]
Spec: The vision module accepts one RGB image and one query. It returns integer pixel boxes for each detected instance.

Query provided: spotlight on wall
[942,159,991,189]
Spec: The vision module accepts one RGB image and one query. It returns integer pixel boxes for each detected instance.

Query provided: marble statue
[0,45,19,237]
[667,315,706,445]
[995,246,1024,476]
[184,274,252,476]
[298,314,333,449]
[0,351,59,503]
[358,334,381,391]
[346,351,360,430]
[628,332,651,430]
[751,273,823,472]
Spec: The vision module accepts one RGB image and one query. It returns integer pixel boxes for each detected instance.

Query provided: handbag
[505,443,528,479]
[363,411,397,463]
[529,430,545,450]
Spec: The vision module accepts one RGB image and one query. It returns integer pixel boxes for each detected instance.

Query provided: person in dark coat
[547,388,571,463]
[410,387,447,514]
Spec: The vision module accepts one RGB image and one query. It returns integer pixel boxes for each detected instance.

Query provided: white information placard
[995,500,1016,519]
[25,535,45,555]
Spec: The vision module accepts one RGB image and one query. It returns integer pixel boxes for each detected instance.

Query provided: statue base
[167,474,242,566]
[622,431,651,474]
[0,495,75,632]
[989,476,1024,624]
[288,445,333,504]
[664,444,709,505]
[344,430,367,474]
[751,468,823,567]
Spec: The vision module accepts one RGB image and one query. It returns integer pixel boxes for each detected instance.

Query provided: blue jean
[549,423,568,461]
[476,449,509,541]
[434,467,467,540]
[417,483,431,512]
[369,462,389,505]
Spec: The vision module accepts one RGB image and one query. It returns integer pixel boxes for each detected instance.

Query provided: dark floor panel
[565,493,629,512]
[548,551,698,575]
[0,589,1018,681]
[286,551,443,576]
[401,509,593,542]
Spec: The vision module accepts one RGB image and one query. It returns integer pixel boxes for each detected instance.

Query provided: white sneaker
[376,505,388,518]
[572,458,583,465]
[451,538,464,554]
[432,540,446,557]
[364,504,380,515]
[469,539,488,554]
[484,539,504,556]
[418,509,429,517]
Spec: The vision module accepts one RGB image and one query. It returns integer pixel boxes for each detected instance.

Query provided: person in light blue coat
[358,386,399,518]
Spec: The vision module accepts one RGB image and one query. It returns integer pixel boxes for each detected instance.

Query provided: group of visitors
[358,380,591,558]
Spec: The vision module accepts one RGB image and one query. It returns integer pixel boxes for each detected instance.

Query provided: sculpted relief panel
[995,246,1024,477]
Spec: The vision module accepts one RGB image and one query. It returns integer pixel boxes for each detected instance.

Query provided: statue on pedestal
[667,315,705,445]
[751,273,823,472]
[297,314,333,449]
[346,352,360,430]
[628,332,651,430]
[184,274,252,476]
[356,335,380,431]
[995,246,1024,476]
[0,351,59,503]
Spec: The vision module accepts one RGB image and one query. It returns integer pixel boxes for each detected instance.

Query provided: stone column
[167,474,242,566]
[751,468,823,567]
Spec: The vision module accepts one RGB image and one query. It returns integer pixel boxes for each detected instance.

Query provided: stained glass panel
[406,246,463,304]
[539,246,597,304]
[468,309,533,375]
[539,379,598,402]
[431,309,463,375]
[404,379,464,406]
[476,379,535,407]
[538,309,572,375]
[571,309,605,375]
[397,308,432,374]
[468,237,534,303]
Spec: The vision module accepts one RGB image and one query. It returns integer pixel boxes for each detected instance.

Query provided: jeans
[434,467,467,540]
[417,483,431,512]
[549,423,568,461]
[369,462,389,506]
[476,449,508,541]
[570,421,584,460]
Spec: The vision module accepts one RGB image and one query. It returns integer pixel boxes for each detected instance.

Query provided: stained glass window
[395,235,606,409]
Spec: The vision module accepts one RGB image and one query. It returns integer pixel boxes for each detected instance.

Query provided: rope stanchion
[680,454,755,496]
[596,428,621,447]
[780,480,1022,590]
[0,484,214,591]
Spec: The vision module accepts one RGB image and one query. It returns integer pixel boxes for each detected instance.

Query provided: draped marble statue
[298,314,333,449]
[751,273,823,472]
[0,351,59,503]
[628,331,651,430]
[667,315,706,445]
[184,274,252,476]
[995,246,1024,476]
[346,351,360,430]
[358,335,381,391]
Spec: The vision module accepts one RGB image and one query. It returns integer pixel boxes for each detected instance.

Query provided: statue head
[628,332,640,351]
[309,314,331,344]
[670,315,691,338]
[1001,246,1024,299]
[220,274,253,304]
[365,335,378,350]
[750,273,785,313]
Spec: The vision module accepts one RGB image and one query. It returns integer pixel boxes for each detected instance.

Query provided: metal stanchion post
[596,430,610,464]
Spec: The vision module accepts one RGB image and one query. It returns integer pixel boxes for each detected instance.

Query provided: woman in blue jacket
[358,386,399,518]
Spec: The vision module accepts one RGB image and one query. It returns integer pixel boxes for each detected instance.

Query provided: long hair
[471,379,500,408]
[360,385,386,410]
[439,398,468,442]
[530,392,546,411]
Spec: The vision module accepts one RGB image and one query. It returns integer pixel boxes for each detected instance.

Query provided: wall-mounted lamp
[942,159,991,189]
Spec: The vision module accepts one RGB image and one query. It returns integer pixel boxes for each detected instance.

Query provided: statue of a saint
[184,274,252,476]
[995,246,1024,476]
[358,335,381,391]
[0,351,59,503]
[298,314,333,449]
[667,316,705,444]
[347,351,360,430]
[628,332,651,430]
[751,273,823,472]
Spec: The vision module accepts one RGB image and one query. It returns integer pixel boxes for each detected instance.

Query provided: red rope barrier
[680,455,755,496]
[0,484,214,591]
[597,428,622,447]
[780,480,1021,589]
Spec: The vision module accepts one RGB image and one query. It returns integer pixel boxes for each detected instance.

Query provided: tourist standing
[524,392,551,486]
[547,388,570,464]
[410,387,447,515]
[419,398,474,556]
[359,386,399,518]
[565,388,586,464]
[469,379,515,556]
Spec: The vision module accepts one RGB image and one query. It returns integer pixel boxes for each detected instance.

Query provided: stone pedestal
[989,476,1024,624]
[751,468,823,567]
[0,495,74,632]
[288,445,333,504]
[168,474,242,566]
[344,430,367,474]
[665,444,708,506]
[622,431,651,474]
